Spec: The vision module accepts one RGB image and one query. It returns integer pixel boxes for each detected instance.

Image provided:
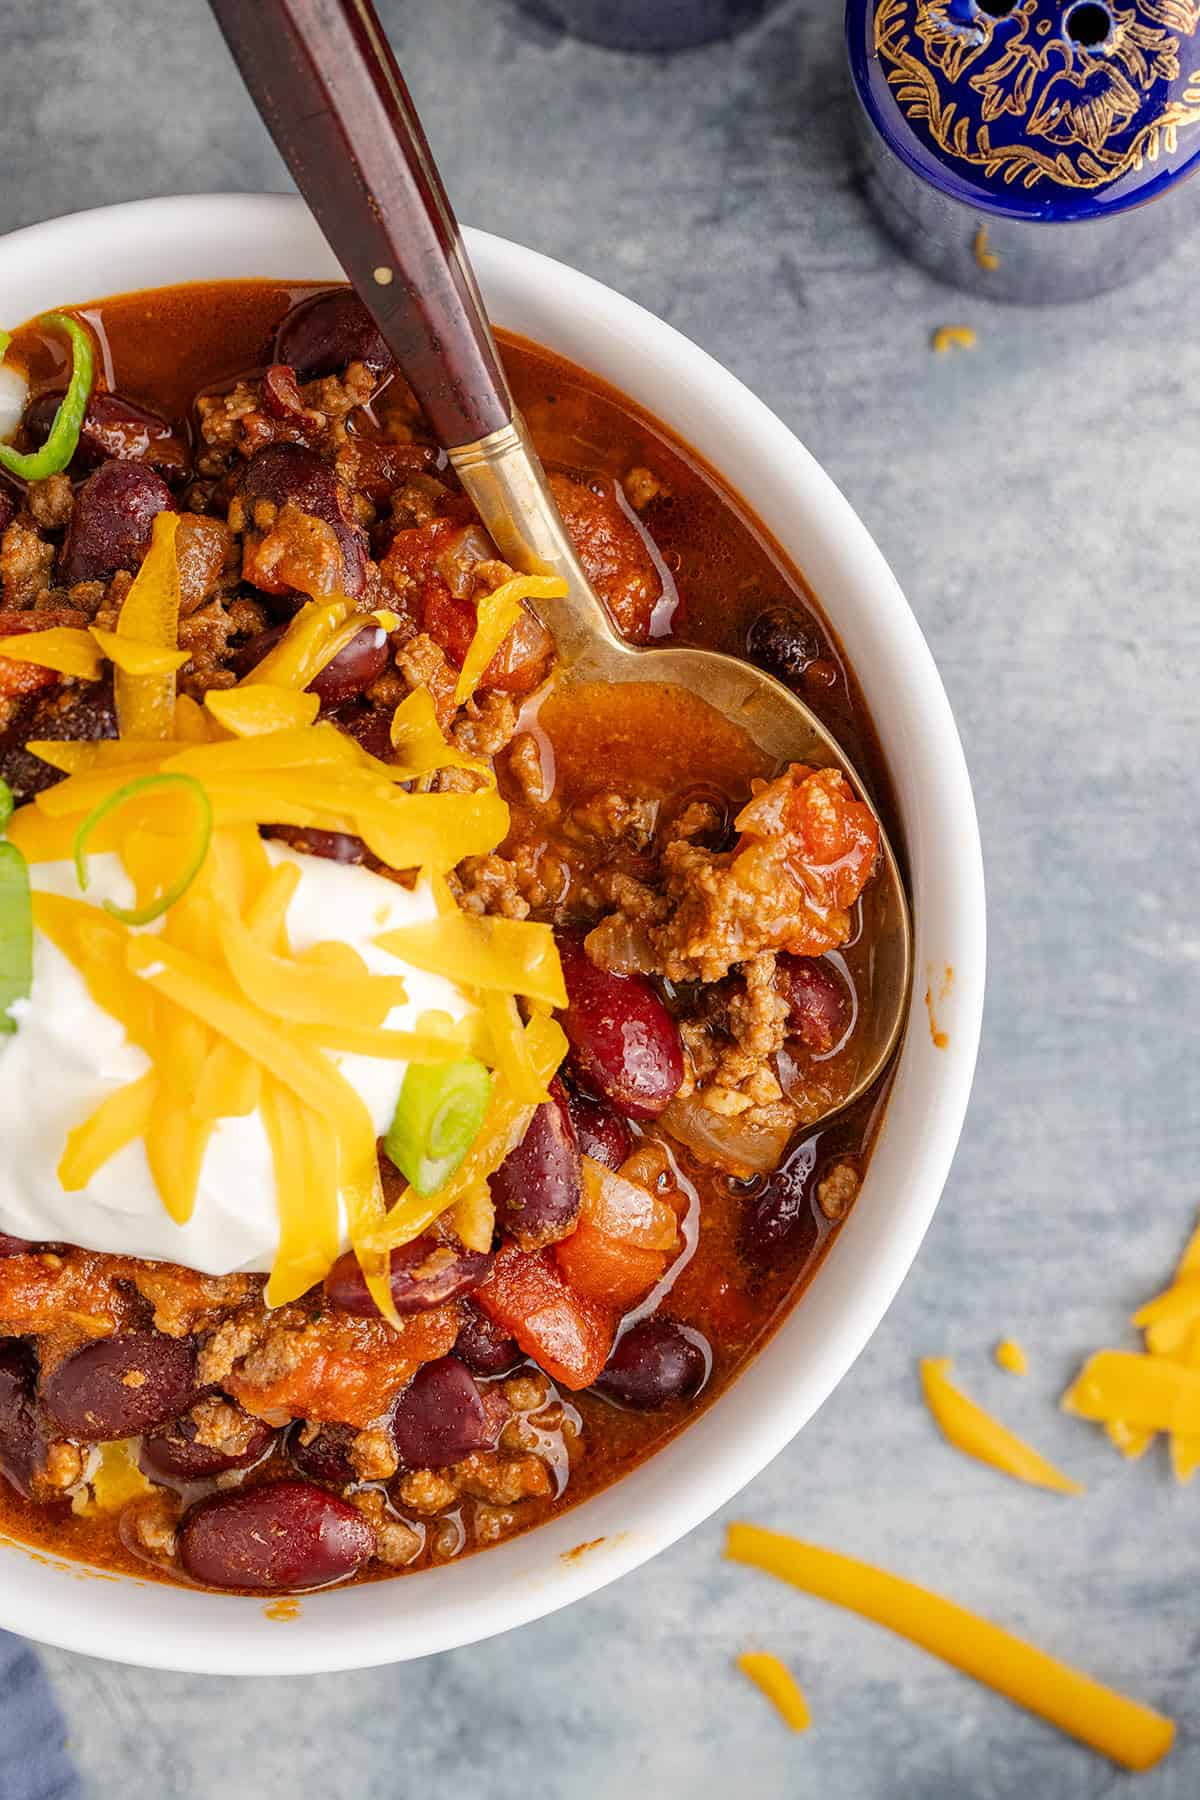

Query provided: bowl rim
[0,193,986,1674]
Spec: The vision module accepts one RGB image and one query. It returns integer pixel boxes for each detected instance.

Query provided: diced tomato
[382,516,463,589]
[418,580,476,668]
[554,1219,668,1312]
[553,1159,677,1311]
[476,1243,615,1390]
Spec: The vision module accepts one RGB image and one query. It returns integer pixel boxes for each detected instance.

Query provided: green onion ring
[73,772,213,927]
[0,313,95,482]
[384,1057,493,1197]
[0,841,32,1033]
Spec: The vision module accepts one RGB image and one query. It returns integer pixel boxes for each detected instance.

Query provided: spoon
[208,0,913,1114]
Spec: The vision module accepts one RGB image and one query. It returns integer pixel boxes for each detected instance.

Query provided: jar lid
[847,0,1200,220]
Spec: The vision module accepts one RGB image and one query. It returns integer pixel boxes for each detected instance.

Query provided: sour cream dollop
[0,843,475,1274]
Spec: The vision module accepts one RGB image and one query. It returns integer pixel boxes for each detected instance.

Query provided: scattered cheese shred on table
[931,325,976,354]
[974,225,1000,272]
[736,1652,811,1733]
[921,1358,1082,1495]
[1065,1209,1200,1478]
[725,1525,1175,1773]
[993,1339,1028,1375]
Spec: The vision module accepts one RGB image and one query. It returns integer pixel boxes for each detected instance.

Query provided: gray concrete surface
[3,1,1199,1795]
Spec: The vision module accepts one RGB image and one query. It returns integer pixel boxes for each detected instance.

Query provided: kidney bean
[308,621,391,708]
[274,288,392,381]
[594,1318,709,1410]
[390,1357,499,1469]
[325,1238,493,1317]
[489,1077,582,1252]
[777,953,849,1055]
[179,1479,375,1591]
[60,460,173,584]
[0,1342,45,1499]
[26,388,190,483]
[741,1135,820,1265]
[329,700,394,763]
[564,1086,632,1172]
[0,678,116,803]
[140,1416,274,1484]
[286,1421,357,1487]
[43,1332,197,1441]
[745,604,825,688]
[239,442,367,598]
[453,1303,521,1378]
[268,824,366,865]
[0,1233,33,1257]
[557,932,683,1121]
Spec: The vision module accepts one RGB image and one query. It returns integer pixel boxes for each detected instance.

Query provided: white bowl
[0,195,984,1673]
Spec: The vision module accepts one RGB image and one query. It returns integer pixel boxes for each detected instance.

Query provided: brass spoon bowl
[210,0,914,1118]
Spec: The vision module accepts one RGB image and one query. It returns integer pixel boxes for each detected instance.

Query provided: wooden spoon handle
[207,0,512,447]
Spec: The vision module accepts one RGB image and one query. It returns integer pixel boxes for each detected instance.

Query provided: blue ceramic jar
[846,0,1200,299]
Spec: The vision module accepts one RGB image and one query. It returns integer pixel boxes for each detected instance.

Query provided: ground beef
[680,952,791,1119]
[350,1425,400,1482]
[351,1488,423,1566]
[128,1265,253,1339]
[453,853,530,920]
[209,1301,461,1429]
[816,1161,861,1222]
[394,1468,457,1514]
[1,519,55,608]
[566,789,658,850]
[42,1439,85,1493]
[123,1490,180,1562]
[395,632,458,728]
[26,475,74,532]
[186,1396,263,1457]
[450,691,518,758]
[453,1449,552,1506]
[586,765,879,984]
[196,365,377,476]
[622,465,668,512]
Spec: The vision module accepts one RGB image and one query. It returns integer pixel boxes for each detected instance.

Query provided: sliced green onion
[0,841,32,1033]
[0,778,13,832]
[384,1057,492,1196]
[73,771,212,927]
[0,313,95,482]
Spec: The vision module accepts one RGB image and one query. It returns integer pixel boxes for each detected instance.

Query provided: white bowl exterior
[0,196,984,1673]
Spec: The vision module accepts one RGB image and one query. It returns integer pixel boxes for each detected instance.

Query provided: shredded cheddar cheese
[736,1652,811,1732]
[0,627,104,681]
[993,1339,1028,1375]
[921,1357,1082,1495]
[931,325,977,354]
[375,913,567,1008]
[973,225,1000,272]
[112,511,183,738]
[454,574,566,705]
[725,1526,1175,1772]
[1066,1210,1200,1478]
[204,685,321,736]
